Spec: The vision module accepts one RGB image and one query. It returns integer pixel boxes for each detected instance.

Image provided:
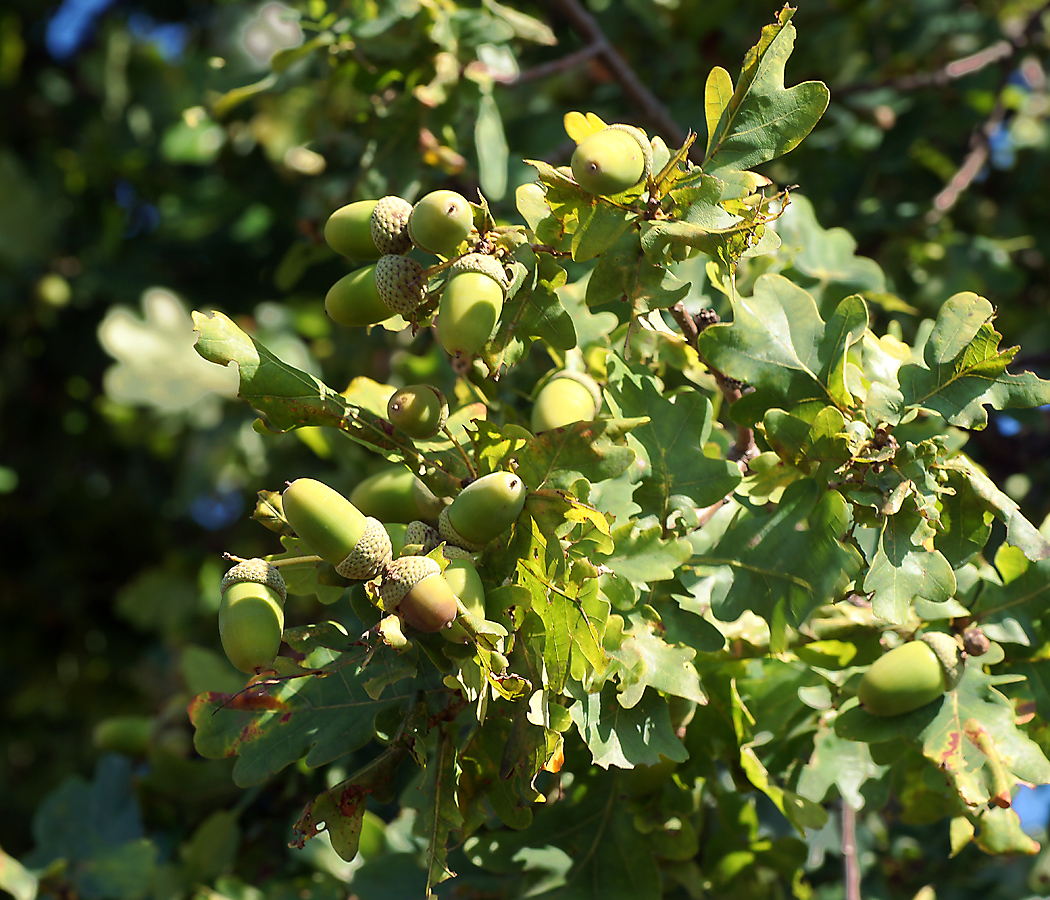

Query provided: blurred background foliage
[5,0,1050,898]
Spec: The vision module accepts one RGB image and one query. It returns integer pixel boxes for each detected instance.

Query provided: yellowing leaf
[563,110,607,144]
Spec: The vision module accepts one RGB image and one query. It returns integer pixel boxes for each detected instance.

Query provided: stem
[842,801,862,900]
[222,552,323,567]
[669,301,757,463]
[442,424,477,479]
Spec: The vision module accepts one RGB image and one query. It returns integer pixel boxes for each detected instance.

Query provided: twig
[547,0,690,155]
[926,2,1049,220]
[842,801,862,900]
[836,40,1014,97]
[669,302,757,463]
[515,42,604,83]
[441,424,477,479]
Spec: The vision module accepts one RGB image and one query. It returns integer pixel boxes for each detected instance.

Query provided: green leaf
[188,646,417,786]
[836,660,1050,811]
[191,310,464,494]
[514,416,645,492]
[0,848,37,900]
[895,293,1050,428]
[476,90,507,200]
[606,521,692,586]
[703,9,830,178]
[607,608,706,709]
[862,511,957,625]
[485,250,575,371]
[699,482,862,651]
[585,230,691,312]
[604,358,741,518]
[945,454,1050,560]
[704,66,734,159]
[569,683,688,769]
[420,728,464,895]
[797,725,888,809]
[695,275,868,422]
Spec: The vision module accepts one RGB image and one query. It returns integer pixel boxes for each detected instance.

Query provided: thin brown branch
[926,2,1049,221]
[669,302,756,464]
[547,0,690,154]
[837,40,1014,97]
[514,42,604,83]
[843,801,862,900]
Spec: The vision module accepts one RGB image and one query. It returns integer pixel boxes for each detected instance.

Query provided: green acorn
[350,466,446,524]
[324,200,381,260]
[570,125,652,196]
[93,715,154,756]
[531,371,603,433]
[219,558,287,674]
[436,253,509,359]
[387,384,449,440]
[282,478,392,580]
[857,632,965,717]
[408,190,474,257]
[380,555,459,633]
[439,470,527,550]
[375,254,428,316]
[370,195,414,255]
[440,551,486,644]
[325,264,391,328]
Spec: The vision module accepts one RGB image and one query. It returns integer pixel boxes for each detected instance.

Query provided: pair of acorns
[218,473,527,674]
[323,190,511,359]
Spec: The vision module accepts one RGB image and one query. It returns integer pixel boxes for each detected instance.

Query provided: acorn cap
[380,556,459,633]
[605,123,654,184]
[335,516,393,580]
[370,196,414,255]
[440,544,474,561]
[375,254,428,316]
[920,632,966,692]
[439,504,485,552]
[221,558,287,604]
[405,519,440,551]
[447,253,511,293]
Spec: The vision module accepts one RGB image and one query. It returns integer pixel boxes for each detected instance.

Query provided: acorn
[218,558,288,674]
[438,470,527,551]
[386,384,449,440]
[408,190,474,257]
[531,371,603,433]
[370,195,414,255]
[325,264,391,328]
[857,632,965,717]
[375,254,428,316]
[324,200,381,260]
[570,124,652,196]
[282,478,392,580]
[436,253,509,359]
[350,466,446,524]
[440,551,486,643]
[379,556,459,633]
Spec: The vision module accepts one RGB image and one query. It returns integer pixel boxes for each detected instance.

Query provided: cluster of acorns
[218,468,527,674]
[322,189,511,360]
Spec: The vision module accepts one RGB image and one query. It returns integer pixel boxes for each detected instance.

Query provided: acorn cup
[857,632,965,717]
[281,478,392,580]
[439,470,528,551]
[218,558,288,674]
[379,555,459,633]
[375,254,428,316]
[370,195,414,255]
[324,200,381,260]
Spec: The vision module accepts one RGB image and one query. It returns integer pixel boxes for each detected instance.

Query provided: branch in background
[545,0,692,156]
[842,801,861,900]
[669,302,757,464]
[515,41,603,83]
[926,2,1049,221]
